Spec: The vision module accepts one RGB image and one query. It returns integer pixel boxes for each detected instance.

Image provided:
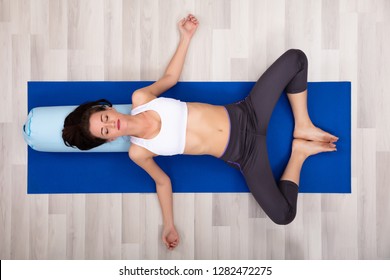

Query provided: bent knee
[285,48,306,59]
[270,209,297,225]
[285,49,308,70]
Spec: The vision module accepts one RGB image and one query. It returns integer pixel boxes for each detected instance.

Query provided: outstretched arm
[129,146,180,250]
[165,14,199,83]
[133,14,199,101]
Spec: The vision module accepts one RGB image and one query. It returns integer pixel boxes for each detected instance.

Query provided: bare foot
[292,139,337,159]
[294,123,339,143]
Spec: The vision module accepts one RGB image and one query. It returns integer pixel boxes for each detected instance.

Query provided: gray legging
[220,49,308,225]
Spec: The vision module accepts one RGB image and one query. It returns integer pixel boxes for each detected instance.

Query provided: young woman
[62,14,338,250]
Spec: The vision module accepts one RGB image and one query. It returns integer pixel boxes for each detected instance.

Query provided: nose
[104,120,116,129]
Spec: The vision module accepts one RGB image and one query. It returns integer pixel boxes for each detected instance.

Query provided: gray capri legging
[220,49,308,225]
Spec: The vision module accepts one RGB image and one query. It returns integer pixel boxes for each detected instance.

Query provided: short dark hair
[62,99,113,150]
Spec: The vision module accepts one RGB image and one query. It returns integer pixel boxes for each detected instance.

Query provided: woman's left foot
[294,124,339,143]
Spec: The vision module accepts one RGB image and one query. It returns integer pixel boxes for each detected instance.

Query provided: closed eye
[100,127,109,136]
[101,114,108,122]
[100,113,109,136]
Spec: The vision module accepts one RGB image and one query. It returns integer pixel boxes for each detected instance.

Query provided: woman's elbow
[156,177,172,188]
[164,74,178,86]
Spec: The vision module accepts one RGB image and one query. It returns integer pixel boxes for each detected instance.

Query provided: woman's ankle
[294,119,314,131]
[291,139,309,161]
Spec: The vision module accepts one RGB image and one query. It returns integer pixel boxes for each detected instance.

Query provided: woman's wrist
[180,35,191,44]
[163,221,174,229]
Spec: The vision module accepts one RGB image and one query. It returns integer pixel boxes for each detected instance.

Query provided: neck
[122,114,147,138]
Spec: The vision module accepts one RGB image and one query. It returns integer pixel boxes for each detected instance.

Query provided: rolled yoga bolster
[23,104,132,152]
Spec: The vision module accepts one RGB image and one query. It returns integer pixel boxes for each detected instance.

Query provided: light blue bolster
[23,104,132,152]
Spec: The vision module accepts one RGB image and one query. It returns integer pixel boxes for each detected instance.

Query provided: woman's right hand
[162,224,180,250]
[178,14,199,40]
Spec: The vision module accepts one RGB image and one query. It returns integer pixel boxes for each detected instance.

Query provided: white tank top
[130,97,188,155]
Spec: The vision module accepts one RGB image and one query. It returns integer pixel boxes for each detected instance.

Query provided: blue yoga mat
[27,81,351,194]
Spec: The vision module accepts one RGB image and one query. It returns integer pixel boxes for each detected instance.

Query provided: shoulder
[132,90,156,108]
[128,144,155,162]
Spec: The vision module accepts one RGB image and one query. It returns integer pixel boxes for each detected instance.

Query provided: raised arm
[133,14,199,102]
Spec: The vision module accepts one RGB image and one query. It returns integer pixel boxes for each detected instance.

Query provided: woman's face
[89,107,124,141]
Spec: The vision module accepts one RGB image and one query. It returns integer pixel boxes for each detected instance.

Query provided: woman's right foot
[292,139,337,159]
[294,123,339,143]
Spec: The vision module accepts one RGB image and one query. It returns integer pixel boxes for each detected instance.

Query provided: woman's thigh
[246,49,308,135]
[242,134,295,224]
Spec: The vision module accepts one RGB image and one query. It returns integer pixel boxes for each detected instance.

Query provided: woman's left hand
[162,224,180,250]
[178,14,199,40]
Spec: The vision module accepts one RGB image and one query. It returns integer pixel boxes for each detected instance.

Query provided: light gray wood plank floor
[0,0,389,260]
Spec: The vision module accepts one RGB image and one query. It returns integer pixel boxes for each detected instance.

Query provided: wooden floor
[0,0,389,260]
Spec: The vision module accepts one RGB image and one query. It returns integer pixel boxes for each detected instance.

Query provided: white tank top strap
[131,100,154,115]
